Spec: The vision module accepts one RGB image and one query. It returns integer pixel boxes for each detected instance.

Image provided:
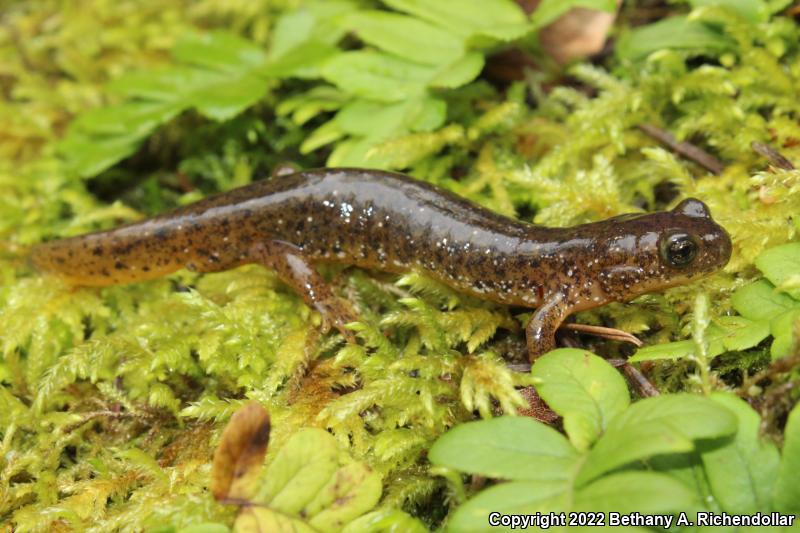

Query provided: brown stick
[607,358,660,397]
[561,323,643,347]
[751,141,795,170]
[639,123,725,175]
[738,353,800,396]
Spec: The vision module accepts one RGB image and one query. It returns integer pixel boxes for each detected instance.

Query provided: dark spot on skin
[114,261,125,270]
[142,266,150,272]
[92,246,103,256]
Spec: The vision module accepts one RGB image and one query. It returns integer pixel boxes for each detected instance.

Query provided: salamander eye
[660,232,698,267]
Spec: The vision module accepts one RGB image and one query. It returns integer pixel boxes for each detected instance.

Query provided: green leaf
[344,11,464,65]
[754,242,800,300]
[61,31,273,178]
[409,97,447,132]
[321,51,435,102]
[574,471,697,513]
[629,340,697,362]
[774,402,800,513]
[234,507,317,533]
[337,100,407,137]
[342,509,428,533]
[276,86,350,126]
[253,428,383,532]
[335,96,446,139]
[699,393,780,514]
[269,8,318,58]
[301,119,346,154]
[731,279,800,322]
[69,100,180,138]
[648,451,713,503]
[269,1,356,58]
[445,472,695,531]
[530,0,617,30]
[688,0,771,22]
[576,394,738,486]
[445,480,569,532]
[428,416,581,482]
[766,0,794,14]
[769,308,800,359]
[306,463,383,533]
[303,95,447,164]
[381,0,530,42]
[59,131,146,180]
[167,32,272,119]
[256,428,341,513]
[712,316,772,351]
[184,73,271,121]
[261,40,340,79]
[630,316,770,362]
[327,137,385,167]
[616,16,733,61]
[172,31,268,71]
[531,349,629,451]
[429,53,485,89]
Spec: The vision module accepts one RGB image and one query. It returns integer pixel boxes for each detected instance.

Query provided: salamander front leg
[525,293,570,361]
[251,240,358,343]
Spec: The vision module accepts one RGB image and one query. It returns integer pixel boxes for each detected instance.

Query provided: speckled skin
[31,168,732,360]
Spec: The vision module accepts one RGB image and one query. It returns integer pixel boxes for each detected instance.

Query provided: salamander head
[594,198,731,302]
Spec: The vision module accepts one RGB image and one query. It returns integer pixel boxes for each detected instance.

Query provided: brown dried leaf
[211,401,271,502]
[519,0,621,65]
[539,3,620,64]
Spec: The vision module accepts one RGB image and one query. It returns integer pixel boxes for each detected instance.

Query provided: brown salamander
[31,168,732,360]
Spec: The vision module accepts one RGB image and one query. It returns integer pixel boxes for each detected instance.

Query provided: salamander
[31,168,732,360]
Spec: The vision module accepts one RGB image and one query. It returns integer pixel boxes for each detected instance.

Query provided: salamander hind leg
[525,293,570,362]
[251,240,358,343]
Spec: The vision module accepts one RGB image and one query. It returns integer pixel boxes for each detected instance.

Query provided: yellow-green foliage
[1,1,799,531]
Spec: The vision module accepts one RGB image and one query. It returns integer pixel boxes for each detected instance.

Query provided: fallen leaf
[518,0,621,65]
[211,401,271,502]
[538,2,620,64]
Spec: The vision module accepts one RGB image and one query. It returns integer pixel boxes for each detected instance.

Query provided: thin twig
[561,323,643,347]
[738,353,800,396]
[751,141,795,170]
[639,123,725,175]
[607,358,660,397]
[61,410,138,434]
[505,324,642,372]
